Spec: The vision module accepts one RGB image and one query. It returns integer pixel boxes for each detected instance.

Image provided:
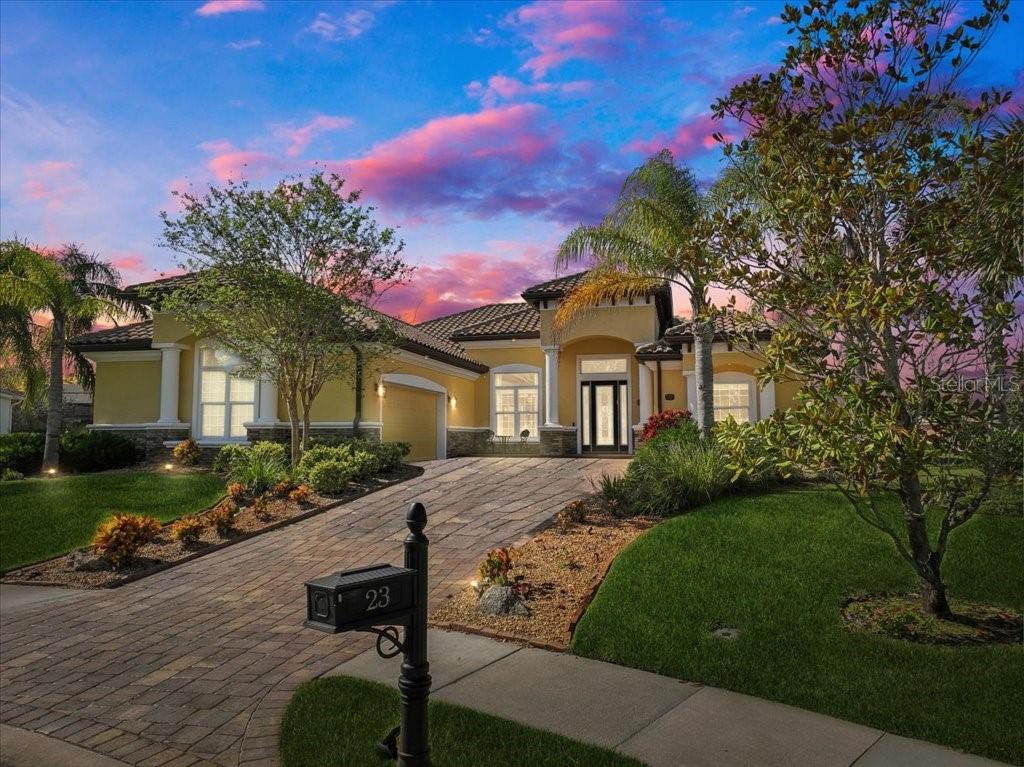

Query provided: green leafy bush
[349,450,380,480]
[299,438,410,479]
[626,439,731,517]
[60,431,140,473]
[308,458,357,493]
[372,441,411,472]
[1,467,25,482]
[172,438,201,466]
[212,443,249,474]
[228,441,287,494]
[0,432,44,475]
[296,444,350,481]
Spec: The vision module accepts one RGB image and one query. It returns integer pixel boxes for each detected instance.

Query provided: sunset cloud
[627,114,735,159]
[198,140,284,182]
[465,75,592,108]
[506,0,647,79]
[194,0,264,17]
[21,160,84,211]
[278,114,354,157]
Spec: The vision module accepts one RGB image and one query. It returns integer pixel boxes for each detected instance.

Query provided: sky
[2,0,1022,323]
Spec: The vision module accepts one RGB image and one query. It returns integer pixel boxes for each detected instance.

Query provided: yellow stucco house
[68,271,799,461]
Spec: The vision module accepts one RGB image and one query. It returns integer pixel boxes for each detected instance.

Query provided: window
[713,381,753,424]
[199,347,256,440]
[580,358,628,374]
[493,371,540,438]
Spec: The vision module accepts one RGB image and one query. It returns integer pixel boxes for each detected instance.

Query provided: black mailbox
[304,563,417,633]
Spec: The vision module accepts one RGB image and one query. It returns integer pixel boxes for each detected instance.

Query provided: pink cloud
[194,0,264,17]
[278,114,354,157]
[465,74,592,108]
[506,0,646,79]
[21,161,84,211]
[198,140,285,182]
[306,9,375,42]
[374,244,557,323]
[627,114,735,159]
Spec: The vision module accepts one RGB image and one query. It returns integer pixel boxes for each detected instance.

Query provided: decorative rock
[477,585,529,616]
[68,549,112,572]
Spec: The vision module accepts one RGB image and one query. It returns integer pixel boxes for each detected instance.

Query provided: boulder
[68,549,112,572]
[477,585,529,616]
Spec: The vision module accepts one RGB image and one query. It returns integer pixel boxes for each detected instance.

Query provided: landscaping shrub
[598,473,633,518]
[251,493,271,520]
[228,441,287,494]
[373,441,411,472]
[170,515,205,546]
[477,547,514,586]
[212,443,248,474]
[227,482,246,501]
[638,409,696,443]
[296,444,350,481]
[308,458,357,494]
[289,484,312,504]
[208,499,239,535]
[91,513,161,568]
[555,500,588,532]
[272,480,293,497]
[0,432,44,475]
[60,430,140,473]
[349,450,380,480]
[297,439,410,480]
[172,438,201,466]
[1,467,25,482]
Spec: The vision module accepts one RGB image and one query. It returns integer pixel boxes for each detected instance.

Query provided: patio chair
[519,429,530,453]
[484,429,495,454]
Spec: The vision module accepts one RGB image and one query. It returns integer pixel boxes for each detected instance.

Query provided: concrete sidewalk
[327,629,1007,767]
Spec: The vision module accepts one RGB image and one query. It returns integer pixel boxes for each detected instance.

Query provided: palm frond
[553,270,666,333]
[67,349,96,392]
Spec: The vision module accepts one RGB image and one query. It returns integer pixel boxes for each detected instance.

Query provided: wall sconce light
[376,381,386,398]
[448,394,457,410]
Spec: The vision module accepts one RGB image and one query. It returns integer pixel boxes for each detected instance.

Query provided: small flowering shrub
[172,438,201,466]
[252,493,271,520]
[639,409,695,443]
[170,515,205,546]
[272,481,293,498]
[288,484,312,504]
[477,547,514,586]
[208,499,239,535]
[227,482,246,501]
[555,500,588,532]
[92,514,161,568]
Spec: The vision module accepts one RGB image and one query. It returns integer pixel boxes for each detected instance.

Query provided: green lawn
[572,488,1024,765]
[0,471,225,572]
[280,676,641,767]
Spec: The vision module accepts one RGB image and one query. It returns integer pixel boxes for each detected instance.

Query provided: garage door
[382,384,439,461]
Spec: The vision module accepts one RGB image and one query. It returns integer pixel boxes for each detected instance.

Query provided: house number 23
[365,586,391,611]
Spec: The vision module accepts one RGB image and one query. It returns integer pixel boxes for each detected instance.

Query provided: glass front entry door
[580,380,629,452]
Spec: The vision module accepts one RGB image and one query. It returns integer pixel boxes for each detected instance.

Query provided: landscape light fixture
[164,463,174,471]
[46,468,57,475]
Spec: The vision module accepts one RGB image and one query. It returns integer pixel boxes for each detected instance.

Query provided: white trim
[684,372,697,413]
[152,342,189,350]
[82,350,161,362]
[157,347,183,424]
[380,373,447,459]
[243,420,384,429]
[192,339,259,443]
[490,364,543,441]
[638,364,653,424]
[446,426,491,432]
[87,423,189,431]
[459,339,541,349]
[391,350,480,380]
[758,380,776,421]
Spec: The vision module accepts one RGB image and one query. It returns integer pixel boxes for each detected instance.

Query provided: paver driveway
[0,457,620,767]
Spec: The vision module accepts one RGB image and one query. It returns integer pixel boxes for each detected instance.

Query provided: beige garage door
[382,384,439,461]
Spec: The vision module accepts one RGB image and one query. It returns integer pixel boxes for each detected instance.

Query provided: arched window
[196,345,257,440]
[713,372,757,424]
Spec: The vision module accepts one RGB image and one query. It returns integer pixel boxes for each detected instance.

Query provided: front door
[580,380,629,452]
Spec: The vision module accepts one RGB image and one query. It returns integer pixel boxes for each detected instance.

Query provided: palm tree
[1,240,145,469]
[555,150,723,437]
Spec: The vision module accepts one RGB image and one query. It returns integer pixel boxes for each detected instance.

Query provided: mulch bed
[841,592,1023,646]
[2,464,423,590]
[430,509,654,650]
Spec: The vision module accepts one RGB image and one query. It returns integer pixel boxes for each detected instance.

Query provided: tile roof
[450,306,540,340]
[664,313,775,341]
[520,271,590,300]
[417,303,527,340]
[389,317,488,372]
[68,321,155,351]
[124,272,198,298]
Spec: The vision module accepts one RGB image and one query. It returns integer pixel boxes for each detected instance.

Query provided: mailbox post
[303,502,432,766]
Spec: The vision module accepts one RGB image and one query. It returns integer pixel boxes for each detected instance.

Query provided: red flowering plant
[639,409,693,443]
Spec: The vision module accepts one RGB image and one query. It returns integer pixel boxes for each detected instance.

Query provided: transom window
[199,347,256,440]
[580,358,628,374]
[713,381,754,424]
[493,371,539,439]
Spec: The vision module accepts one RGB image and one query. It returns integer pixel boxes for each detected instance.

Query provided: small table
[495,435,512,453]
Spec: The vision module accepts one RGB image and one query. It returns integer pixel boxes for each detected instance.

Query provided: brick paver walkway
[0,457,619,767]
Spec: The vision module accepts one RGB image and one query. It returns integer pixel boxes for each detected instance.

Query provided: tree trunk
[42,317,65,470]
[900,470,952,619]
[352,349,364,438]
[286,393,301,467]
[691,298,715,439]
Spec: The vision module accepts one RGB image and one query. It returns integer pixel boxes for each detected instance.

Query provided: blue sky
[2,0,1021,321]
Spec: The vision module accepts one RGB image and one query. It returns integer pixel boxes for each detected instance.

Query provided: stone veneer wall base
[539,426,578,456]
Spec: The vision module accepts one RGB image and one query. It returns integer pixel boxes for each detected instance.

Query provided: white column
[156,346,182,424]
[638,363,653,423]
[684,372,697,414]
[257,377,278,425]
[543,345,560,426]
[758,380,776,422]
